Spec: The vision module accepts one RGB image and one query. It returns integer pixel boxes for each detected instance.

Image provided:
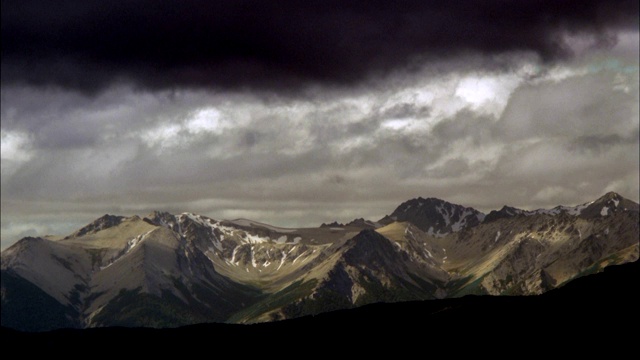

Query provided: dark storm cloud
[2,0,637,92]
[377,103,431,120]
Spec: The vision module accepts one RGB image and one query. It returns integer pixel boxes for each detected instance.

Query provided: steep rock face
[443,208,639,297]
[275,229,447,321]
[381,197,485,235]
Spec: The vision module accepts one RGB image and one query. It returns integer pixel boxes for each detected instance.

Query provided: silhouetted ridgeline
[2,260,637,356]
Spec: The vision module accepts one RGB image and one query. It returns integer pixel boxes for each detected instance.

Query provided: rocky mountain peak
[484,205,526,223]
[601,191,621,201]
[67,214,125,238]
[580,192,639,219]
[382,196,484,235]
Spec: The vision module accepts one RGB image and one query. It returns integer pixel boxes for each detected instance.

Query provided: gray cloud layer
[1,3,638,249]
[2,50,638,248]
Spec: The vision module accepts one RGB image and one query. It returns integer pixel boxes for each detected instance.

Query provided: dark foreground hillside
[3,260,638,356]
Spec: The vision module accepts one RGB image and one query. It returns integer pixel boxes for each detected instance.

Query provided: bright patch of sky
[1,130,33,162]
[141,107,231,150]
[1,130,34,177]
[455,76,500,106]
[381,119,413,130]
[187,108,224,134]
[454,74,522,117]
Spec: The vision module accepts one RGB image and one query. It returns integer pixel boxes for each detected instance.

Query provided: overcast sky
[1,1,638,249]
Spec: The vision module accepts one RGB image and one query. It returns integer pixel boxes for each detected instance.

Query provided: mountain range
[2,192,638,331]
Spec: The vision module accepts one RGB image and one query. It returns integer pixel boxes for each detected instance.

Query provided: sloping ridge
[0,237,92,306]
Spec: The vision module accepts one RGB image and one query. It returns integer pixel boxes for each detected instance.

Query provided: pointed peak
[590,192,632,207]
[386,196,483,233]
[598,191,621,201]
[576,192,638,218]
